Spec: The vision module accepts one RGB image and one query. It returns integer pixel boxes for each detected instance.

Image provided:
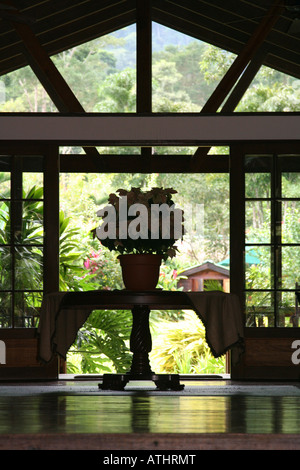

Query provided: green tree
[1,66,55,112]
[199,43,300,112]
[156,173,229,265]
[95,67,136,112]
[199,44,235,86]
[0,35,122,113]
[153,41,214,107]
[53,37,120,112]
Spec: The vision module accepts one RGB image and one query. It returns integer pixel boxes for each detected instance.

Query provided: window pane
[0,292,11,327]
[0,246,11,289]
[0,201,10,243]
[282,172,300,198]
[14,246,43,290]
[0,172,10,198]
[245,246,271,289]
[14,202,43,245]
[245,291,274,327]
[245,173,270,198]
[23,172,43,194]
[14,291,42,328]
[245,201,270,243]
[279,291,297,327]
[245,155,272,172]
[282,201,300,243]
[282,246,300,289]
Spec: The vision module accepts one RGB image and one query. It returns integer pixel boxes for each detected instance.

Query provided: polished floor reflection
[1,378,300,449]
[2,394,300,435]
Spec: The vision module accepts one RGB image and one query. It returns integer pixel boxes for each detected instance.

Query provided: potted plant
[95,187,184,290]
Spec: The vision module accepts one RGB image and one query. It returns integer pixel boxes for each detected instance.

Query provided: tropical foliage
[0,186,43,327]
[150,310,225,374]
[70,309,133,374]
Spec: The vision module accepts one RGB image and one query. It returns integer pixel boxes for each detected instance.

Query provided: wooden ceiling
[0,0,300,79]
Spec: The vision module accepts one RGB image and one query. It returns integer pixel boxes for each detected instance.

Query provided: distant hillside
[111,22,194,69]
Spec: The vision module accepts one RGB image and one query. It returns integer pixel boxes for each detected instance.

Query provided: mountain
[111,22,194,69]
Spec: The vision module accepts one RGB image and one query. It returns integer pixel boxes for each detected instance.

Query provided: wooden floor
[1,375,300,451]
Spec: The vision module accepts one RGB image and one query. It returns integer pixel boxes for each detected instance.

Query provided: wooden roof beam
[221,47,269,113]
[137,0,152,166]
[3,0,104,169]
[196,45,269,158]
[192,0,284,162]
[0,114,299,143]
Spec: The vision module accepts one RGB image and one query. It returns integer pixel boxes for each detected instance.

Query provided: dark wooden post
[43,145,60,294]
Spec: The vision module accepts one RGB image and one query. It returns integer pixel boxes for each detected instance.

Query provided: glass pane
[245,173,271,198]
[0,172,10,198]
[282,246,300,289]
[245,246,271,289]
[0,292,12,327]
[14,202,43,245]
[279,291,297,327]
[245,291,274,327]
[14,291,42,328]
[14,246,43,290]
[244,155,272,172]
[282,201,300,243]
[23,174,44,197]
[0,246,11,289]
[0,201,10,243]
[282,173,300,198]
[245,201,270,243]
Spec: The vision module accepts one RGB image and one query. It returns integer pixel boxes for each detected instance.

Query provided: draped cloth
[186,291,244,360]
[37,292,91,363]
[37,290,244,364]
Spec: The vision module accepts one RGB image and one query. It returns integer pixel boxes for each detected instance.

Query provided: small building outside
[177,261,230,292]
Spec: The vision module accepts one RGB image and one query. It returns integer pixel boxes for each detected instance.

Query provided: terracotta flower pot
[118,254,163,291]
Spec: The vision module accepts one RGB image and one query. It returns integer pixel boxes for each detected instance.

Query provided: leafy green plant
[96,187,184,260]
[70,309,132,374]
[59,210,87,290]
[0,186,44,326]
[81,247,123,290]
[150,310,225,374]
[66,243,131,374]
[150,280,226,375]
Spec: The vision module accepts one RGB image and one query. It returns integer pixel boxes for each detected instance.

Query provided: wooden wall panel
[0,329,58,380]
[244,338,300,367]
[232,334,300,380]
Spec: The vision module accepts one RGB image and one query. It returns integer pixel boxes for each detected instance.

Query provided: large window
[244,154,300,327]
[0,155,44,327]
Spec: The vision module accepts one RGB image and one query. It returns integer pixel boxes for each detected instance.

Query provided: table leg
[99,305,184,391]
[129,305,154,376]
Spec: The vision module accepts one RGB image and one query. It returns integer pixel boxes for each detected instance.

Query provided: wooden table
[59,290,192,391]
[39,289,243,391]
